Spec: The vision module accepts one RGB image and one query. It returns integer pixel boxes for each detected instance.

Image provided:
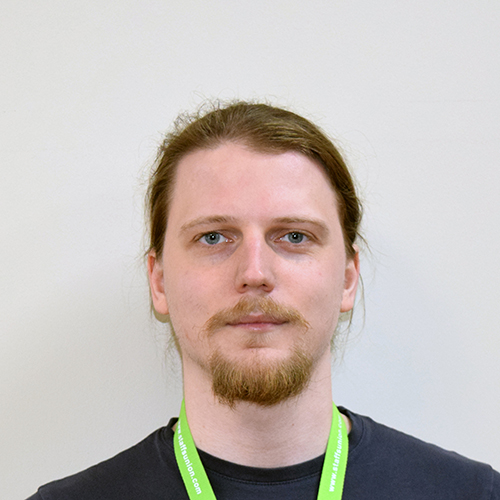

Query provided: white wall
[2,1,499,497]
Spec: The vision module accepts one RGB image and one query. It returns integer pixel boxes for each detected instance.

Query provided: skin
[148,142,359,467]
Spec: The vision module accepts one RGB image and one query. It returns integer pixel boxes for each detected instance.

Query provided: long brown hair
[146,101,362,259]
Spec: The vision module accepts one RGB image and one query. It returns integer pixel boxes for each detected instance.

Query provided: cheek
[163,264,225,336]
[300,265,346,328]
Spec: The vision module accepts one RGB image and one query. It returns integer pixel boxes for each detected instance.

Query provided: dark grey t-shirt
[28,408,500,499]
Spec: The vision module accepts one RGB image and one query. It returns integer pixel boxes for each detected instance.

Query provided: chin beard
[209,347,314,408]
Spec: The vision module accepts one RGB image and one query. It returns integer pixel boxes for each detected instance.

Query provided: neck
[181,354,348,468]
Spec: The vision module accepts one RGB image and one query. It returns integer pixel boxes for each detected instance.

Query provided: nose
[234,232,276,293]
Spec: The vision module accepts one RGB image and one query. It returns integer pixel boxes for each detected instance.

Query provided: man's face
[149,142,359,404]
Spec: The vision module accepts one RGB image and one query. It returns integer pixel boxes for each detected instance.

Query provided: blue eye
[201,232,223,245]
[284,232,305,244]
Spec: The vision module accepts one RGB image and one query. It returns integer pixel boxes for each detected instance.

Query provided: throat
[180,350,344,468]
[182,398,342,468]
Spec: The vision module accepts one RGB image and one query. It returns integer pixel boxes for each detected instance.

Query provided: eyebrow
[180,215,330,237]
[272,217,330,237]
[180,216,239,233]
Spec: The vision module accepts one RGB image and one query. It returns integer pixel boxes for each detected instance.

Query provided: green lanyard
[174,400,348,499]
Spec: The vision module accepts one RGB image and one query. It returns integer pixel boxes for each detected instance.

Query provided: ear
[340,247,360,313]
[147,250,169,316]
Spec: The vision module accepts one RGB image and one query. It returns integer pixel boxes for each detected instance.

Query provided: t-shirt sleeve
[490,467,500,499]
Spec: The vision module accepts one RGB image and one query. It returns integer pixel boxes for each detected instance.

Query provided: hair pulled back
[147,101,362,259]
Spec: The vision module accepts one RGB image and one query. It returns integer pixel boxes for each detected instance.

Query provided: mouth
[203,297,309,337]
[227,315,287,331]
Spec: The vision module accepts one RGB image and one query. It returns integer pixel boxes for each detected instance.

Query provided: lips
[203,296,309,336]
[227,315,286,328]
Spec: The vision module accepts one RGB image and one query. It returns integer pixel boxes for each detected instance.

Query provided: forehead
[168,142,340,226]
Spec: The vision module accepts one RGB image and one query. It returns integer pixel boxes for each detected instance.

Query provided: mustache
[203,296,310,336]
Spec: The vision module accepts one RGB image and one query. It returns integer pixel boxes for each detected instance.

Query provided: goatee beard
[209,346,314,407]
[204,296,313,407]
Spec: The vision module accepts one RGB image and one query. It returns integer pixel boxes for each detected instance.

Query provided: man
[29,101,500,499]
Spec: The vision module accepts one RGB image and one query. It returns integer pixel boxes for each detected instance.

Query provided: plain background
[2,1,499,498]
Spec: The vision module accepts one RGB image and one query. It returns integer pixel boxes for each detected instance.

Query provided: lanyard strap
[174,400,348,499]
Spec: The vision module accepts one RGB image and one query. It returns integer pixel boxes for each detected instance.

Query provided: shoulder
[342,408,500,500]
[30,422,187,500]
